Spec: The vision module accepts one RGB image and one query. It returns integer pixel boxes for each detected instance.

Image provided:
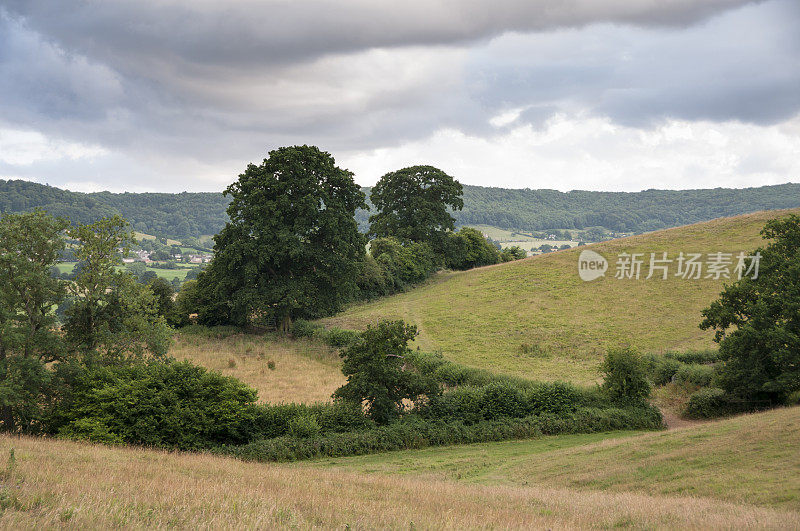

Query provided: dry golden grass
[0,434,798,529]
[321,208,800,384]
[171,333,344,404]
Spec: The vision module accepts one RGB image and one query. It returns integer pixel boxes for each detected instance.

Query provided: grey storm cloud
[0,0,798,191]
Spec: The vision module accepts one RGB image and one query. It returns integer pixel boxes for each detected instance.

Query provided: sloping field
[318,405,800,511]
[172,334,344,404]
[1,421,798,529]
[322,208,800,383]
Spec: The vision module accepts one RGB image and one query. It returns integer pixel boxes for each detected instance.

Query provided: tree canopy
[199,145,367,331]
[368,165,463,245]
[700,214,800,404]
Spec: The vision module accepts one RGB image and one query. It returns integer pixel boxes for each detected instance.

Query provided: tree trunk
[280,314,292,335]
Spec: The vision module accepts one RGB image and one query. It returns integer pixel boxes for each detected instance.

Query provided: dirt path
[660,409,706,430]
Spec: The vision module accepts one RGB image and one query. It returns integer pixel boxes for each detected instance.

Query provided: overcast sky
[0,0,798,193]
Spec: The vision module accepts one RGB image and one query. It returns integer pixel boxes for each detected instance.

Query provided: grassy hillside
[1,416,798,528]
[317,406,800,511]
[322,208,800,384]
[172,333,343,404]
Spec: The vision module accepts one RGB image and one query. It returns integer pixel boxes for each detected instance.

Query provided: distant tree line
[4,179,800,241]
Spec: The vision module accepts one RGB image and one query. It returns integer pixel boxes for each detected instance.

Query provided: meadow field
[322,209,800,384]
[0,407,798,528]
[172,333,343,403]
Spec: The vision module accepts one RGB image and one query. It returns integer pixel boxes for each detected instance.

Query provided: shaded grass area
[171,333,344,404]
[318,406,800,510]
[0,433,797,528]
[321,209,800,384]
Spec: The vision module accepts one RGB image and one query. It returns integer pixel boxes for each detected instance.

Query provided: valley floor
[1,407,798,529]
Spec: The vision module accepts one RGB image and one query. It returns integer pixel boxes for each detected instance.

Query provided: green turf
[321,209,800,384]
[314,406,800,510]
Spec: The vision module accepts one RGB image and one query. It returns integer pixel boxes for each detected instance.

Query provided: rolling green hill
[2,178,800,240]
[321,208,800,384]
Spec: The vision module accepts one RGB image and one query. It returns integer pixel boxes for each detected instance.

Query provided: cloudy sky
[0,0,798,193]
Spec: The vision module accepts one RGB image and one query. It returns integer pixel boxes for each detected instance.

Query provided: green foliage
[312,327,360,348]
[0,210,68,362]
[673,363,715,387]
[663,349,721,364]
[290,319,323,338]
[147,277,175,323]
[64,216,171,359]
[0,357,51,433]
[334,321,441,424]
[200,146,367,331]
[684,388,740,419]
[500,246,527,262]
[0,179,230,239]
[442,227,500,270]
[601,347,652,404]
[287,414,321,438]
[700,214,800,404]
[178,324,242,339]
[226,405,663,463]
[368,166,463,245]
[4,179,800,240]
[171,279,202,327]
[369,237,436,290]
[51,360,258,450]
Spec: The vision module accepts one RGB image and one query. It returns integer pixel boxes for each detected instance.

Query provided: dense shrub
[642,354,683,386]
[224,405,663,462]
[684,388,738,419]
[673,363,716,387]
[50,360,258,449]
[663,349,721,364]
[442,227,500,270]
[0,357,52,434]
[480,382,527,419]
[316,327,360,348]
[249,401,374,439]
[290,319,323,338]
[601,347,652,403]
[370,237,437,290]
[525,382,582,414]
[421,381,584,423]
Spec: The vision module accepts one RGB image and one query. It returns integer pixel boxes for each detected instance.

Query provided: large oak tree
[200,146,367,331]
[368,165,463,246]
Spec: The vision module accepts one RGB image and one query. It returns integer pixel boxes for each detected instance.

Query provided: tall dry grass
[171,333,344,404]
[0,434,798,529]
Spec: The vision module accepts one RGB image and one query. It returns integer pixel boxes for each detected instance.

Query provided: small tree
[334,321,440,424]
[0,210,68,361]
[700,214,800,404]
[368,165,463,248]
[601,347,651,404]
[65,216,171,360]
[0,211,68,432]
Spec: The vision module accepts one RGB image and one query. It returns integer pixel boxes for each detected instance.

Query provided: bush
[50,360,258,450]
[642,354,683,386]
[673,363,715,387]
[224,405,663,463]
[311,327,360,348]
[290,319,322,338]
[684,388,736,419]
[287,414,321,438]
[525,382,581,415]
[601,347,652,404]
[663,349,721,364]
